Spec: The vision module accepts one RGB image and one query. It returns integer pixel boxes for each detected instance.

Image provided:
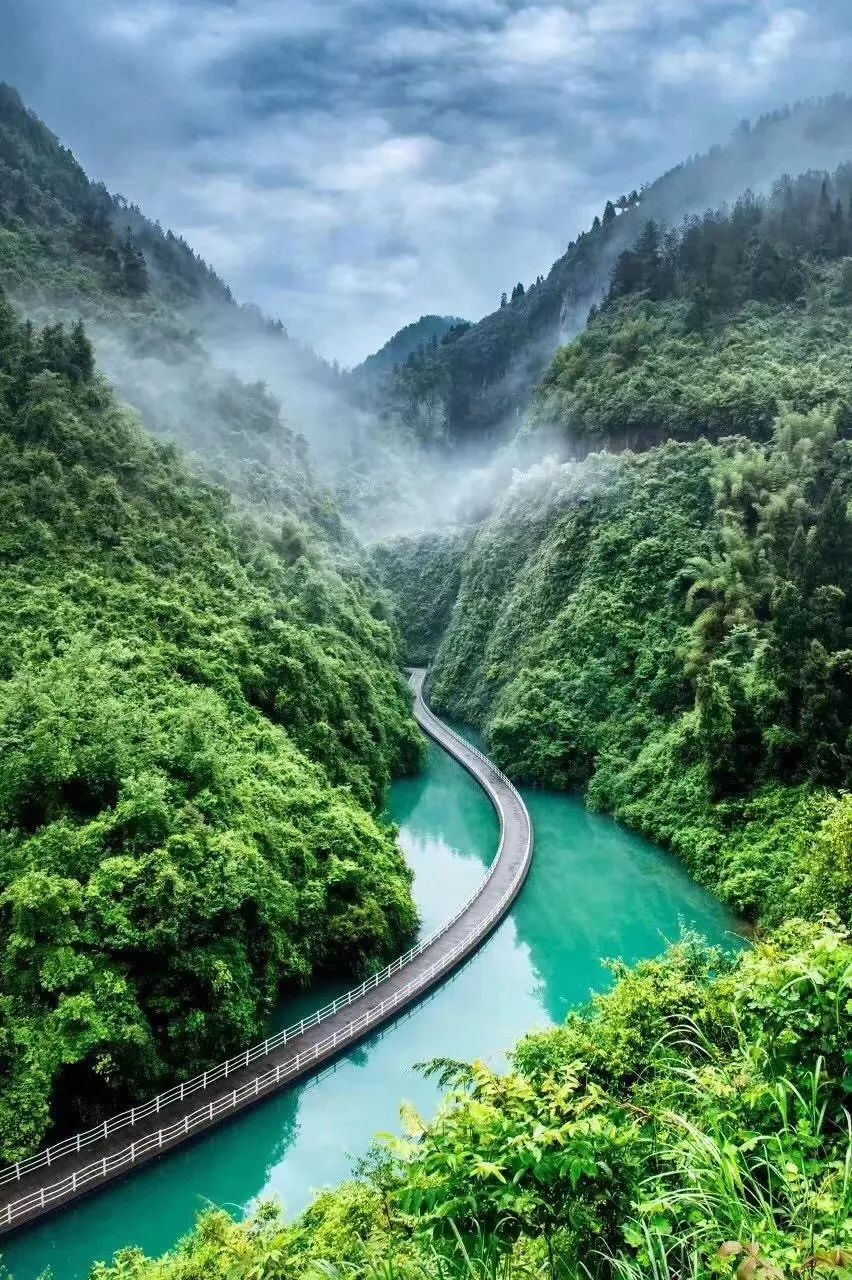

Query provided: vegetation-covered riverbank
[0,294,423,1161]
[0,83,850,1280]
[94,921,852,1280]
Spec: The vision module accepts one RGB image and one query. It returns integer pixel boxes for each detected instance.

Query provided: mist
[14,94,852,557]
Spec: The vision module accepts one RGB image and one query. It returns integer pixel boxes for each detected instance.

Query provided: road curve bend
[0,669,533,1235]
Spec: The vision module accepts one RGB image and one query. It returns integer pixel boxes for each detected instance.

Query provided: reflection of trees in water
[390,742,499,861]
[509,791,737,1028]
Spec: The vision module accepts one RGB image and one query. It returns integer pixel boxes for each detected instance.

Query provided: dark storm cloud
[3,0,852,361]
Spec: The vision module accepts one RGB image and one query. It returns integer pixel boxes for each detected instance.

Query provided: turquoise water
[1,738,738,1279]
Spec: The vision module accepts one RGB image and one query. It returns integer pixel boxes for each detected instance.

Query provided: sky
[3,0,852,364]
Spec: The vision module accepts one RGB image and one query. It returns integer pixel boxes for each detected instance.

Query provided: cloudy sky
[2,0,852,362]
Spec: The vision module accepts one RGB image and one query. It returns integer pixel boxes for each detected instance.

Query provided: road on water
[1,680,739,1279]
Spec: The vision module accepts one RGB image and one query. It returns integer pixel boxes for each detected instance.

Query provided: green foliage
[372,530,472,665]
[533,170,852,451]
[353,316,467,388]
[0,294,423,1159]
[363,103,852,450]
[0,83,231,308]
[87,925,852,1280]
[531,286,852,451]
[0,81,347,535]
[419,415,852,924]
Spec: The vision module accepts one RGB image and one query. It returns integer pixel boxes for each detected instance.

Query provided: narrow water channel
[1,737,737,1280]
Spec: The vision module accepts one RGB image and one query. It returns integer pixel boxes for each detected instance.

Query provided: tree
[68,319,95,383]
[684,283,712,332]
[397,1061,636,1274]
[121,231,149,296]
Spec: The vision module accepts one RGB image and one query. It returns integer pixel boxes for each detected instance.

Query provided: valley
[0,79,849,1280]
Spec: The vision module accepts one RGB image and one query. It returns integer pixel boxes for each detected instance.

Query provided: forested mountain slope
[531,166,852,452]
[372,96,852,451]
[0,82,478,541]
[352,315,466,386]
[0,82,355,529]
[0,294,422,1161]
[376,164,852,930]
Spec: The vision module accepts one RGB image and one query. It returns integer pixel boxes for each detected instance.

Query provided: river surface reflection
[1,738,737,1279]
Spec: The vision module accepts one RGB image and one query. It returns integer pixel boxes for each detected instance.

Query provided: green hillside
[0,82,349,528]
[370,98,852,450]
[376,166,852,929]
[353,315,467,384]
[0,293,422,1159]
[532,168,852,451]
[2,84,852,1280]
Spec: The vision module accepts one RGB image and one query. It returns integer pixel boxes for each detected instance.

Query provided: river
[1,735,737,1279]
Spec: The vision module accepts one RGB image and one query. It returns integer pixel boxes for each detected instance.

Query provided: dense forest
[532,166,852,451]
[365,97,852,452]
[381,164,852,929]
[0,82,361,532]
[351,315,467,388]
[0,81,851,1280]
[0,293,422,1161]
[0,82,473,543]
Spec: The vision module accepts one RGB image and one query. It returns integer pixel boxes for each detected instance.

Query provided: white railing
[0,681,532,1228]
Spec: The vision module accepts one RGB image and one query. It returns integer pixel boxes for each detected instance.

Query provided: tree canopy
[0,293,423,1158]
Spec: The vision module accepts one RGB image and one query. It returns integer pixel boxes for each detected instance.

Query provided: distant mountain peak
[354,314,468,382]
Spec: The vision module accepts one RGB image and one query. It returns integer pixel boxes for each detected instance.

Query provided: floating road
[0,669,533,1235]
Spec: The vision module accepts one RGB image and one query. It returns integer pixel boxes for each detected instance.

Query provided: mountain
[0,84,232,310]
[0,87,428,1159]
[376,155,852,929]
[0,82,483,542]
[373,95,852,452]
[529,166,852,454]
[0,82,358,531]
[353,314,467,383]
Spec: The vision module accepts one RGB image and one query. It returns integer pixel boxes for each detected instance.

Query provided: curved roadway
[0,669,533,1235]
